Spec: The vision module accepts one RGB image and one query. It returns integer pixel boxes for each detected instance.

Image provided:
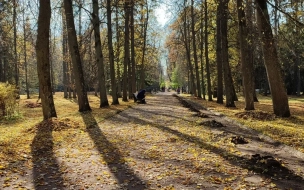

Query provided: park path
[2,92,304,190]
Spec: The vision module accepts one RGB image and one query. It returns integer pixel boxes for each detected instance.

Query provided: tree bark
[92,0,109,107]
[191,0,201,98]
[140,3,149,90]
[183,1,196,96]
[23,9,30,99]
[222,0,235,107]
[13,0,19,87]
[216,1,223,104]
[62,8,68,98]
[115,1,122,98]
[107,0,119,104]
[130,0,136,94]
[237,0,254,110]
[123,2,130,101]
[64,0,91,112]
[36,0,57,120]
[200,3,205,100]
[255,0,290,117]
[204,0,212,101]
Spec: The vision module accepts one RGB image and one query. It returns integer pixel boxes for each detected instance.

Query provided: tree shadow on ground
[81,111,146,190]
[30,119,65,189]
[113,110,304,190]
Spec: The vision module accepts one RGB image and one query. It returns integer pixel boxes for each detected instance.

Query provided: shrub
[0,83,18,118]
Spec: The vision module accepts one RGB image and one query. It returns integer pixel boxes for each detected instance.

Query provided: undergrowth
[185,94,304,153]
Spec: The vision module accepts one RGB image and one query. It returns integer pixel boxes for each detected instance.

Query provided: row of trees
[0,0,164,119]
[165,0,304,117]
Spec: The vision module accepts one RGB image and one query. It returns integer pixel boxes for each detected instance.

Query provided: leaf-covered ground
[0,92,304,189]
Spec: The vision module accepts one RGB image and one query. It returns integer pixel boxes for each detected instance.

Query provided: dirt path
[2,93,304,189]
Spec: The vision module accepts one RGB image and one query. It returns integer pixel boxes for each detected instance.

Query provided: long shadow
[31,120,65,189]
[111,112,304,190]
[81,112,146,190]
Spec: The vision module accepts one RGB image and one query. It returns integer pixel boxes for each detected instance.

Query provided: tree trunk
[92,0,109,107]
[183,1,196,96]
[36,0,57,120]
[191,0,201,98]
[216,2,223,104]
[130,0,136,94]
[255,0,290,117]
[200,4,205,100]
[237,0,254,110]
[23,9,30,99]
[246,0,259,102]
[13,0,19,87]
[222,0,235,107]
[0,50,3,82]
[115,1,122,98]
[62,8,68,98]
[64,0,91,112]
[107,0,119,104]
[123,2,130,101]
[204,0,212,101]
[140,3,149,90]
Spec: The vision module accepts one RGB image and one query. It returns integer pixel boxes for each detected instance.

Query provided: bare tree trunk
[64,0,91,112]
[246,0,259,102]
[191,0,201,98]
[36,0,57,120]
[182,0,196,96]
[13,0,19,87]
[216,2,223,103]
[140,3,149,90]
[23,8,30,99]
[0,51,3,82]
[92,0,109,107]
[204,0,212,101]
[222,0,235,107]
[62,8,68,98]
[256,0,290,117]
[50,28,56,94]
[237,0,254,110]
[200,4,206,100]
[123,2,130,101]
[130,0,136,94]
[106,0,119,104]
[115,1,122,98]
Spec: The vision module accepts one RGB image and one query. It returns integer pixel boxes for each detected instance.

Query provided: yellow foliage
[0,83,18,118]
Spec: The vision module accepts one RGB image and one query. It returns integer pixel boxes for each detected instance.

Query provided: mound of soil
[235,111,276,121]
[231,136,248,144]
[200,120,225,128]
[193,112,209,118]
[250,154,282,168]
[26,118,80,133]
[24,101,41,108]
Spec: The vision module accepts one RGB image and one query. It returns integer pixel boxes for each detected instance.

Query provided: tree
[62,7,68,99]
[64,0,91,112]
[191,0,201,98]
[130,0,136,95]
[36,0,57,120]
[123,1,130,101]
[216,1,223,104]
[237,0,254,110]
[182,2,196,96]
[106,0,119,105]
[204,0,212,101]
[255,0,290,117]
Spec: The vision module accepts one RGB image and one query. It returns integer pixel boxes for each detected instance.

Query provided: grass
[0,92,133,169]
[184,93,304,153]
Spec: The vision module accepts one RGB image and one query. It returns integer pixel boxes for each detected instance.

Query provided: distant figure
[137,89,146,100]
[177,87,180,94]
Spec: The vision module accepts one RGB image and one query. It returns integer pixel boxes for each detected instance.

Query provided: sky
[155,4,170,27]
